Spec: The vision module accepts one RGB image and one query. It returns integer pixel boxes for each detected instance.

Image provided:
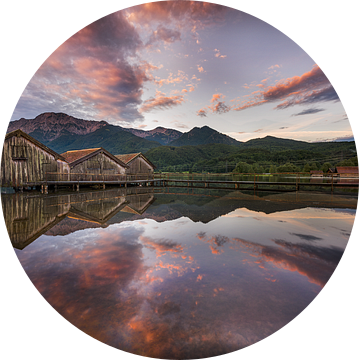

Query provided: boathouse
[1,129,69,189]
[115,152,156,177]
[60,148,129,182]
[336,166,359,178]
[310,170,323,177]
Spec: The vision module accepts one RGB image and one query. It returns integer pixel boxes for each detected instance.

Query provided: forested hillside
[145,138,357,173]
[47,125,161,155]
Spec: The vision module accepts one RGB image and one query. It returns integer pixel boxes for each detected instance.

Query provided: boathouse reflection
[2,187,155,250]
[2,187,357,250]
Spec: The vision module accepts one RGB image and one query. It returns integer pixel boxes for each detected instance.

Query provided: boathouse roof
[61,148,129,168]
[336,166,358,174]
[310,170,323,174]
[115,152,156,169]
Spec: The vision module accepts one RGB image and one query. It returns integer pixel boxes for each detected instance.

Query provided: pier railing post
[296,173,299,191]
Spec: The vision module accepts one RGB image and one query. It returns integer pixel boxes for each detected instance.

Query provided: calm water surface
[2,187,356,359]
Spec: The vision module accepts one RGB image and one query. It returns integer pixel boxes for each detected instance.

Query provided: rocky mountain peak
[8,112,108,142]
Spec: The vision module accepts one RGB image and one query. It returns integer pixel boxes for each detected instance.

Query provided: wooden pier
[8,172,359,193]
[156,178,358,192]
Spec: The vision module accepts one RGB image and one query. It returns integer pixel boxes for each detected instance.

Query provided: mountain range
[7,112,241,153]
[6,112,356,172]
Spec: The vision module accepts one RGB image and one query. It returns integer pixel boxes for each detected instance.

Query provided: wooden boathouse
[336,166,359,178]
[60,148,129,182]
[115,152,156,176]
[1,130,158,191]
[1,129,69,189]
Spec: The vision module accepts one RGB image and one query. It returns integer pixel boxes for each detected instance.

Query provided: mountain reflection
[2,187,356,359]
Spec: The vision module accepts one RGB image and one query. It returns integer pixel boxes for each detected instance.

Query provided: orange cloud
[155,70,188,87]
[268,64,281,70]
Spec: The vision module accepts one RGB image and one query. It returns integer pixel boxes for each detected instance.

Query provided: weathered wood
[1,130,70,187]
[68,151,127,182]
[115,153,155,177]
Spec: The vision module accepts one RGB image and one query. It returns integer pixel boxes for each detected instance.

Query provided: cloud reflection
[14,201,352,359]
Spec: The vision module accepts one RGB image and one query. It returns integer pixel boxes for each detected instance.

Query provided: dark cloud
[289,233,323,241]
[276,86,339,109]
[140,236,184,257]
[13,11,149,123]
[140,91,185,113]
[206,93,231,115]
[67,11,143,61]
[212,101,230,114]
[213,235,229,247]
[333,135,355,142]
[292,108,325,116]
[197,109,207,117]
[273,240,343,264]
[279,127,288,129]
[147,25,181,46]
[233,237,343,287]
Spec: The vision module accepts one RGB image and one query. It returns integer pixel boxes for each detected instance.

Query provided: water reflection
[2,187,356,359]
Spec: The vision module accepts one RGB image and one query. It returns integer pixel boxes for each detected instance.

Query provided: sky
[10,1,353,143]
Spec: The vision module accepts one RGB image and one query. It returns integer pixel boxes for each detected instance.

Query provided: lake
[2,187,357,359]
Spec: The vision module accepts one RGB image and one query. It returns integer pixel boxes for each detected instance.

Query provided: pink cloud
[140,91,185,113]
[127,1,228,28]
[155,70,188,87]
[234,65,339,112]
[197,109,207,117]
[17,10,148,123]
[196,93,231,116]
[146,25,181,46]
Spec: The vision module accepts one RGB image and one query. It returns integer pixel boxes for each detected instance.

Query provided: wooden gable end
[1,132,58,186]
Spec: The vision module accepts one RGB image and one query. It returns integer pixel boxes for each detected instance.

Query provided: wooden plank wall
[70,152,126,181]
[127,156,154,175]
[1,135,68,186]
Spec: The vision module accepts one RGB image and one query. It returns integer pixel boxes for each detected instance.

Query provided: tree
[321,162,333,173]
[277,163,299,173]
[303,162,318,172]
[337,156,358,167]
[253,163,264,174]
[234,161,251,173]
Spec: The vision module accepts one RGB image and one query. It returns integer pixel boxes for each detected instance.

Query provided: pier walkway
[10,172,359,193]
